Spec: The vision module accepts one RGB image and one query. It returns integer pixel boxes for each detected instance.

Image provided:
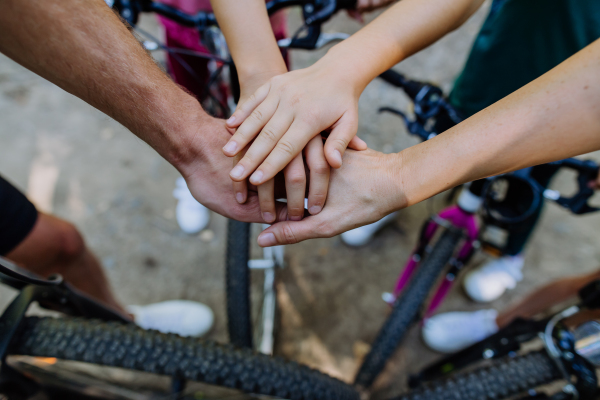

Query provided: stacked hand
[257,149,405,246]
[223,58,367,224]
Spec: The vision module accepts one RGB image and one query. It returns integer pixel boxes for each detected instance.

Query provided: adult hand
[178,113,288,223]
[255,148,406,246]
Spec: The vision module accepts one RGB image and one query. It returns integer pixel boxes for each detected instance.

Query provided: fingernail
[332,150,342,166]
[226,115,236,125]
[262,212,274,223]
[250,170,264,185]
[309,205,322,215]
[289,215,302,221]
[258,232,277,247]
[223,141,238,154]
[230,165,245,179]
[236,192,244,203]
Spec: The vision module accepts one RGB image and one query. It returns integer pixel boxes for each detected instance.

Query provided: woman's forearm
[318,0,485,93]
[398,38,600,208]
[210,0,287,87]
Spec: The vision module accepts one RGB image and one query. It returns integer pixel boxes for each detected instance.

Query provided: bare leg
[496,269,600,328]
[6,212,128,316]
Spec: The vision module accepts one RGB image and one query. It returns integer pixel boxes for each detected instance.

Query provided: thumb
[348,135,368,150]
[324,112,359,168]
[257,216,321,246]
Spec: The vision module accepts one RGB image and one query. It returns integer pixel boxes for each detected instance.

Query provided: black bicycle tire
[354,228,463,388]
[9,316,360,400]
[393,351,560,400]
[226,219,253,349]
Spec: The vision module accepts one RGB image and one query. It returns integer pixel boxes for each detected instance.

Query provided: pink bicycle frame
[389,205,479,319]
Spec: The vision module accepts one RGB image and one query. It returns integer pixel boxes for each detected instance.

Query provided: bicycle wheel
[9,316,360,400]
[226,220,283,355]
[226,219,253,349]
[393,351,561,400]
[354,228,463,389]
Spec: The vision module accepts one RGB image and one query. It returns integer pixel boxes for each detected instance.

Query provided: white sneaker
[341,212,398,246]
[463,255,524,302]
[128,300,214,337]
[422,309,499,353]
[173,177,209,234]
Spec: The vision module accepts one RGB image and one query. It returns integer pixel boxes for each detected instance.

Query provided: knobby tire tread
[394,351,561,400]
[226,219,253,349]
[354,228,462,388]
[10,316,360,400]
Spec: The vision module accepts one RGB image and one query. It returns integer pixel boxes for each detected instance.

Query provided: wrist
[384,151,410,211]
[238,64,287,89]
[319,41,381,95]
[143,91,212,172]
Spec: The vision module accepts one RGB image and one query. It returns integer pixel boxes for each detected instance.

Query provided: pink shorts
[157,0,287,99]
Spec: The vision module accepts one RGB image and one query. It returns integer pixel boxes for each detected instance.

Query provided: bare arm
[321,0,485,92]
[223,0,485,187]
[210,0,287,98]
[258,38,600,246]
[401,38,600,207]
[0,0,273,222]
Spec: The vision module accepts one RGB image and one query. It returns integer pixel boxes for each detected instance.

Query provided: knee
[54,221,86,262]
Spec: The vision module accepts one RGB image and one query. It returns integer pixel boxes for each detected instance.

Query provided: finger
[257,216,325,247]
[305,136,330,215]
[226,82,271,128]
[231,151,248,203]
[323,111,358,168]
[230,112,294,182]
[248,120,313,185]
[258,178,277,223]
[348,135,368,150]
[284,153,307,221]
[223,95,279,158]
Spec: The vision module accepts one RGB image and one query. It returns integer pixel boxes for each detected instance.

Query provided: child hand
[222,60,367,188]
[253,135,332,222]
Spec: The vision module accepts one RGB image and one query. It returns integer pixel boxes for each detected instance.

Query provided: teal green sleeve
[449,0,600,117]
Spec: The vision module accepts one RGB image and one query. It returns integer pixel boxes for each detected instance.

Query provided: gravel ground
[1,2,600,398]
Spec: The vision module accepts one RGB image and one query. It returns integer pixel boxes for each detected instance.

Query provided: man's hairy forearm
[398,38,600,208]
[0,0,203,166]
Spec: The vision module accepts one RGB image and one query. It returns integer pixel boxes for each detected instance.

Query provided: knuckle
[312,162,329,175]
[251,108,264,122]
[277,141,297,157]
[281,224,299,244]
[260,126,279,143]
[287,172,306,186]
